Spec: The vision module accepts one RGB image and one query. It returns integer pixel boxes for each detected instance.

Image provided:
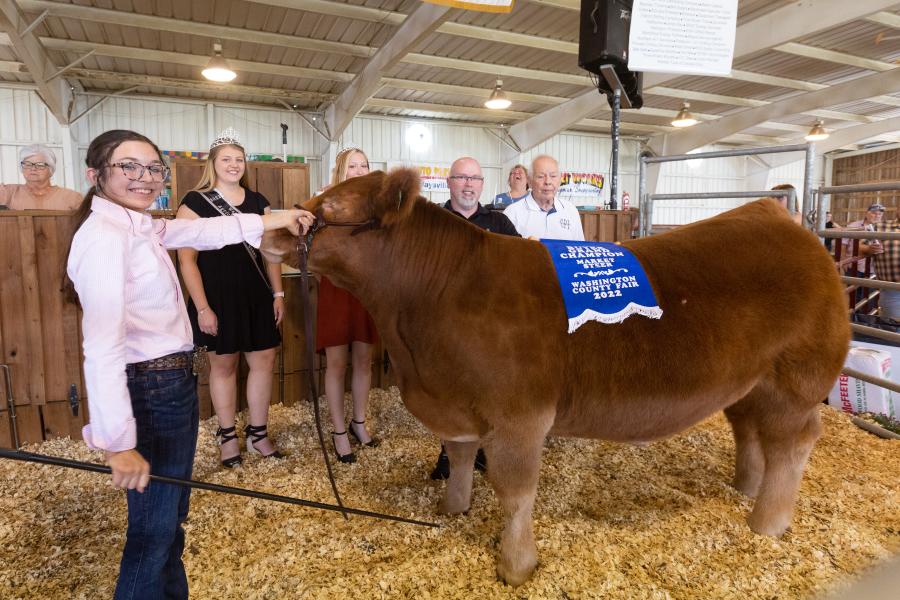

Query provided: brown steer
[262,169,850,586]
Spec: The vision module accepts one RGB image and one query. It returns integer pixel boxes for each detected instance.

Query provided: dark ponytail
[62,130,166,304]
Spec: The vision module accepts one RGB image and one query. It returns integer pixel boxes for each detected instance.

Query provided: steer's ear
[375,168,420,226]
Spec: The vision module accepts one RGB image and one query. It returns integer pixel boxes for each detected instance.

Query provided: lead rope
[296,237,348,519]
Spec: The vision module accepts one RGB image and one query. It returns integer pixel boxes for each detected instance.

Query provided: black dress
[181,189,280,354]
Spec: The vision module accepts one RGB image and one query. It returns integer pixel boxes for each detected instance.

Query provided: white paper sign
[628,0,737,76]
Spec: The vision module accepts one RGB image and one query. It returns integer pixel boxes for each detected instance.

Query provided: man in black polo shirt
[430,157,519,480]
[443,156,520,236]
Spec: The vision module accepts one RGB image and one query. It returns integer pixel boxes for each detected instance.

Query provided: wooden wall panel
[12,404,43,445]
[579,210,634,242]
[17,216,45,404]
[40,401,85,440]
[0,411,12,448]
[253,164,283,208]
[282,166,310,208]
[831,149,900,225]
[1,218,34,405]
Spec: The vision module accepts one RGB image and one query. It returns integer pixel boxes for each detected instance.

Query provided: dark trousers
[115,366,198,600]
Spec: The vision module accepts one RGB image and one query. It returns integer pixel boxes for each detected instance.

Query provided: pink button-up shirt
[67,196,264,452]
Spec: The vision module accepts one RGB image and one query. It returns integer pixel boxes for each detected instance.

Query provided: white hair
[19,144,57,174]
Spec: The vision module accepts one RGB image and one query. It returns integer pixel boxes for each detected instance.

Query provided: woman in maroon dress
[317,148,380,463]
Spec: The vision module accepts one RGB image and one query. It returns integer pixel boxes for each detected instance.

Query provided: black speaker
[578,0,643,109]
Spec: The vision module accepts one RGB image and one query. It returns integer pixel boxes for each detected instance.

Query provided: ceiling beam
[750,116,900,172]
[16,0,587,86]
[65,68,334,104]
[866,11,900,28]
[250,0,578,54]
[0,58,23,71]
[648,67,900,157]
[0,0,70,123]
[505,0,900,155]
[525,0,578,10]
[774,42,896,71]
[325,2,451,140]
[379,77,568,105]
[18,0,374,59]
[0,34,356,82]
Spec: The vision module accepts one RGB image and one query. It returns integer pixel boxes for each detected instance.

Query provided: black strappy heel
[215,425,243,468]
[348,419,381,448]
[332,431,357,463]
[244,424,285,459]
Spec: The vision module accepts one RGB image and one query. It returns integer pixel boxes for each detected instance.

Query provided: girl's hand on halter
[262,209,315,236]
[106,449,151,493]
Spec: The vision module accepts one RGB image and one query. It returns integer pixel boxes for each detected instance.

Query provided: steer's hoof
[438,497,470,515]
[747,511,790,538]
[497,556,537,587]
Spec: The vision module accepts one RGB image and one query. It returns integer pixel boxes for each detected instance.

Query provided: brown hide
[263,169,850,586]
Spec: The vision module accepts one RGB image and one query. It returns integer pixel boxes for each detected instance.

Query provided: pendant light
[484,79,511,110]
[202,42,237,83]
[671,102,698,128]
[804,120,829,142]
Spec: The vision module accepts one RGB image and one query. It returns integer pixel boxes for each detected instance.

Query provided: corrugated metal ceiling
[1,0,899,145]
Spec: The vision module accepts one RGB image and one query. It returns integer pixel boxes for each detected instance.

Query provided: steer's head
[261,168,421,270]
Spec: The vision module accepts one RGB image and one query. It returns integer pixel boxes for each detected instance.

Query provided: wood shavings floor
[0,387,896,599]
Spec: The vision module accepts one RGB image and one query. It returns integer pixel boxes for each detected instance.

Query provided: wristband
[198,307,209,316]
[273,291,285,298]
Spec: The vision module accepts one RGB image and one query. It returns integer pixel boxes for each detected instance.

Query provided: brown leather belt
[127,348,207,375]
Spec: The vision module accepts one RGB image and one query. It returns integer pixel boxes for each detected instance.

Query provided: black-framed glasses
[21,161,50,170]
[109,161,170,182]
[448,175,484,183]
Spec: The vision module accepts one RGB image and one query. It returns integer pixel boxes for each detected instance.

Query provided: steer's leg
[724,393,766,498]
[439,441,479,515]
[484,416,551,587]
[748,404,821,537]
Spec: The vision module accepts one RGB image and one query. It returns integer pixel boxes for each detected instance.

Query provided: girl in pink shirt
[64,130,312,600]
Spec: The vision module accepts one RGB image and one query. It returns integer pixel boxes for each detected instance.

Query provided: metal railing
[815,181,900,399]
[638,142,814,238]
[0,364,18,449]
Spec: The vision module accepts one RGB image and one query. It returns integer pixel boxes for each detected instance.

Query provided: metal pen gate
[636,143,896,429]
[638,143,815,237]
[815,182,900,406]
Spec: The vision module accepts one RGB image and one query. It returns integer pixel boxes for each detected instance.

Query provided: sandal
[215,425,243,468]
[244,424,285,459]
[332,431,357,463]
[348,419,381,448]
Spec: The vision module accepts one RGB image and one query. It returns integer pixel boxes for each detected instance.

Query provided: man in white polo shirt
[503,154,585,241]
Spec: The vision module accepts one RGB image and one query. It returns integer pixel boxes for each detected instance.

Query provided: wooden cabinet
[579,209,635,242]
[170,159,310,210]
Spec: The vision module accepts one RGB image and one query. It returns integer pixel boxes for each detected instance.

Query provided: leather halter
[302,208,378,248]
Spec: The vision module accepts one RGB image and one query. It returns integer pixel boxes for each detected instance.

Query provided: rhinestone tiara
[210,127,242,150]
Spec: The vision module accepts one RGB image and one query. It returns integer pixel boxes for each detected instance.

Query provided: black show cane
[0,448,439,528]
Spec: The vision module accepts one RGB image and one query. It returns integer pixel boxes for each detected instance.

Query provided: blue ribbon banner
[541,240,663,333]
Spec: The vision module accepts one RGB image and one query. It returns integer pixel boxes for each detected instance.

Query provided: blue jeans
[115,366,198,600]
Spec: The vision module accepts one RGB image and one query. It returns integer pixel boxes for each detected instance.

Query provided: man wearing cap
[503,155,585,241]
[842,203,886,282]
[0,144,82,210]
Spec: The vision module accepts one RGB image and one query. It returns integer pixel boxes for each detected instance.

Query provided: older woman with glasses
[0,144,81,210]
